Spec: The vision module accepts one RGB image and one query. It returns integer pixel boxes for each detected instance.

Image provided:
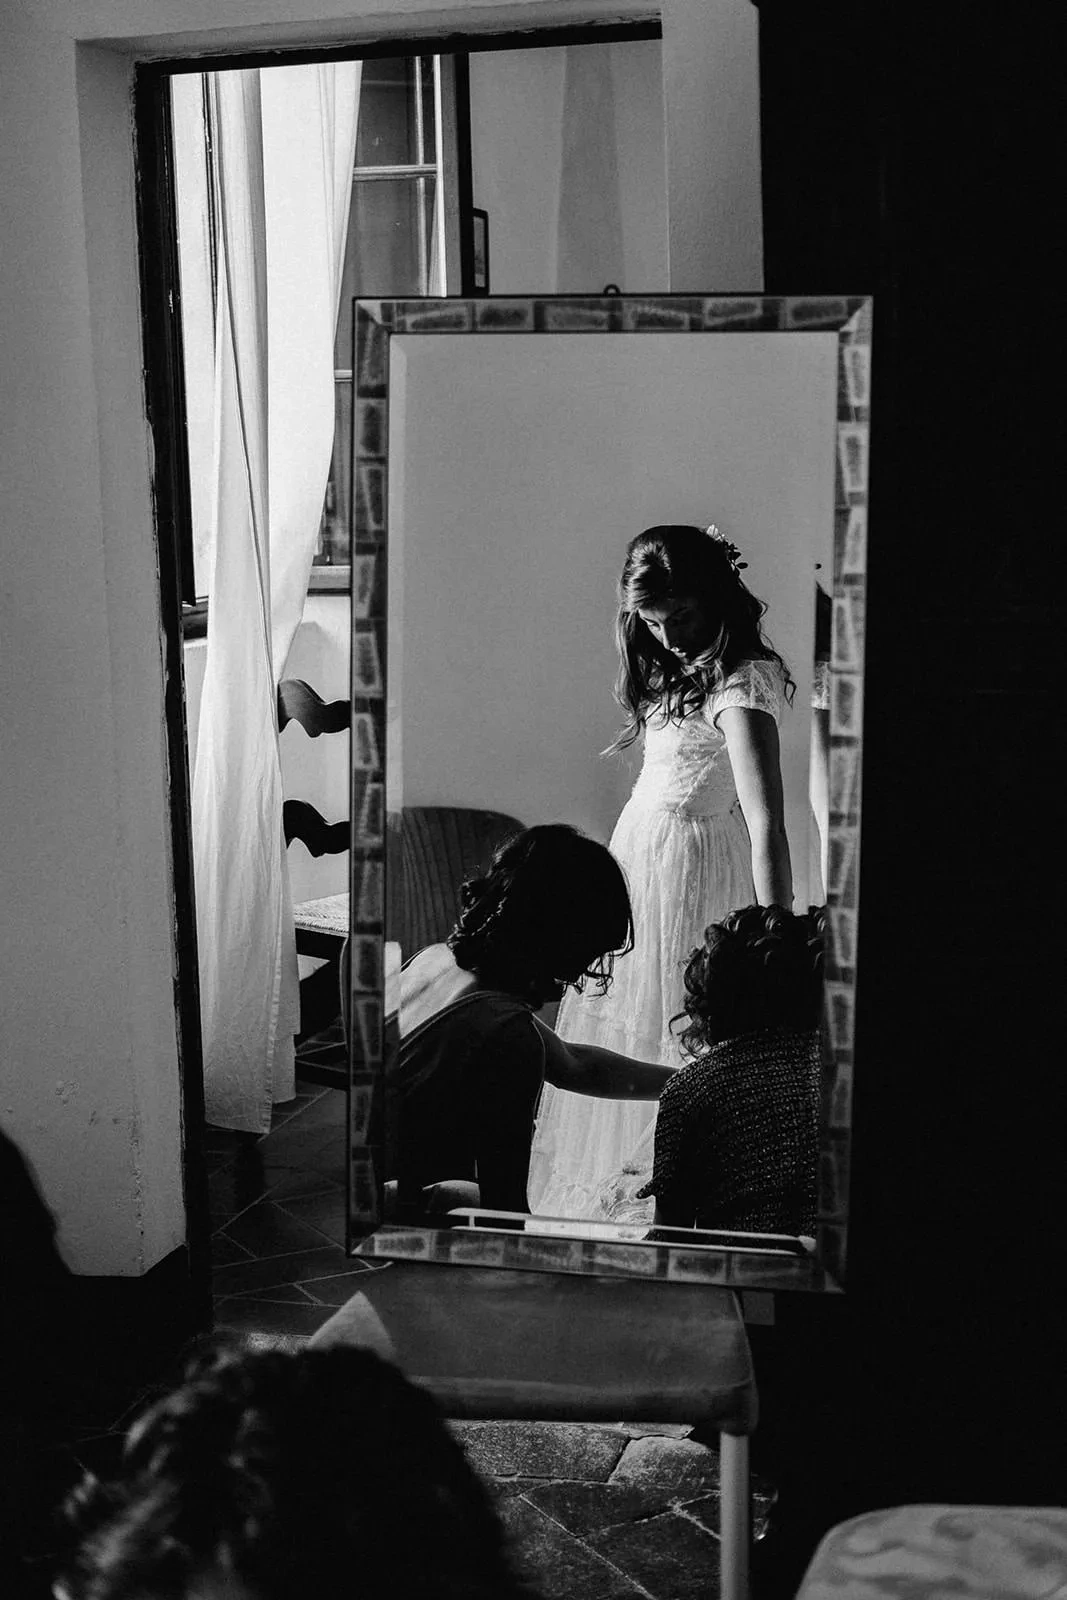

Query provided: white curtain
[179,63,361,1132]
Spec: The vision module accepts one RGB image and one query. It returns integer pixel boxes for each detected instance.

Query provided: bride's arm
[719,705,793,908]
[533,1018,672,1100]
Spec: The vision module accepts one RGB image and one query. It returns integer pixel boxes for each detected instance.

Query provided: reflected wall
[390,332,836,907]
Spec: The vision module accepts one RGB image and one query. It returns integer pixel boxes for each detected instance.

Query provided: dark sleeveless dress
[390,988,545,1214]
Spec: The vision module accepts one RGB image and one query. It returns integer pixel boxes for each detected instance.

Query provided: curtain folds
[183,63,361,1132]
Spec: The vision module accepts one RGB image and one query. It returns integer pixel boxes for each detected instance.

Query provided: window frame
[147,19,663,620]
[313,52,463,591]
[133,14,663,1316]
[180,51,461,609]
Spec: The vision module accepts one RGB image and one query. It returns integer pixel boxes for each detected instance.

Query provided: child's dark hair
[610,525,795,752]
[447,824,634,1008]
[676,904,826,1054]
[55,1337,536,1600]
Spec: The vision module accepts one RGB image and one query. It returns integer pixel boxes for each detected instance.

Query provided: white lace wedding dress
[525,658,786,1221]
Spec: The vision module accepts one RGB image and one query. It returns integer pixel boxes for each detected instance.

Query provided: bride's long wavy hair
[607,525,795,753]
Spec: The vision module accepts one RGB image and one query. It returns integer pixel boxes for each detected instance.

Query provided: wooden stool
[311,1261,758,1599]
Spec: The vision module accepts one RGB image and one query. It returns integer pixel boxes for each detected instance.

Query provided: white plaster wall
[0,0,760,1275]
[662,1,762,292]
[469,40,668,294]
[390,334,837,910]
[612,40,671,292]
[0,25,183,1274]
[469,47,566,293]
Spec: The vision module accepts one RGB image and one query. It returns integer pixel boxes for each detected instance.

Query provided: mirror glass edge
[815,295,871,1288]
[345,298,392,1249]
[345,293,872,1293]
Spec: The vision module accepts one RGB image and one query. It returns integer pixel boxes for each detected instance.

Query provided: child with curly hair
[632,903,826,1236]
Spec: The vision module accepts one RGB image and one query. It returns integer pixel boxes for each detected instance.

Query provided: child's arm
[533,1018,672,1100]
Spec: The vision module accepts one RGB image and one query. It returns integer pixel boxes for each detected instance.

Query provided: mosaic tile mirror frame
[345,294,870,1294]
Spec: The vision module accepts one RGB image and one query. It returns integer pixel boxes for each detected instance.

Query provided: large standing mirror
[346,295,869,1294]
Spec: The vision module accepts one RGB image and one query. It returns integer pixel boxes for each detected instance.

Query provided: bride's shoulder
[728,656,786,688]
[703,657,785,725]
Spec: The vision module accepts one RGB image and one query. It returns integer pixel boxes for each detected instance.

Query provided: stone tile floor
[205,1076,778,1598]
[206,1069,375,1336]
[2,1072,781,1598]
[461,1420,774,1599]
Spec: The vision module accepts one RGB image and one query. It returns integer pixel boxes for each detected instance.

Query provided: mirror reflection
[349,302,866,1284]
[527,522,816,1229]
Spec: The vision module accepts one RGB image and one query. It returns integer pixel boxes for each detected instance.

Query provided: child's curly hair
[55,1337,537,1600]
[675,904,826,1055]
[447,824,634,1009]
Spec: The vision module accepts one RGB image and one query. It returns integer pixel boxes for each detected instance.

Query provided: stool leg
[718,1431,750,1600]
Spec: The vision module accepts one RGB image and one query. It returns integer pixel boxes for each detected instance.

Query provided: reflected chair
[281,683,524,1082]
[311,1261,758,1599]
[347,805,524,1199]
[389,805,525,954]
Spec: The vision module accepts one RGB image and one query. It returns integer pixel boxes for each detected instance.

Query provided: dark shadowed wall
[753,5,1064,1590]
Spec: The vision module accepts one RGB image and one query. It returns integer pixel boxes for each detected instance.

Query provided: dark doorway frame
[131,16,663,1307]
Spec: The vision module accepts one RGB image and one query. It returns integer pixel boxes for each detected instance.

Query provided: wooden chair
[278,678,350,1074]
[280,678,523,1077]
[310,1260,758,1599]
[342,804,525,1056]
[389,805,525,954]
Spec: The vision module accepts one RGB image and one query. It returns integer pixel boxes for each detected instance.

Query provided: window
[175,53,461,609]
[315,55,461,583]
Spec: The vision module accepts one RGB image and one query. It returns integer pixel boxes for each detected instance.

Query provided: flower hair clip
[704,523,748,573]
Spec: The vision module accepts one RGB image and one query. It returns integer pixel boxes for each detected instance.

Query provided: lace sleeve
[706,658,784,729]
[812,659,831,712]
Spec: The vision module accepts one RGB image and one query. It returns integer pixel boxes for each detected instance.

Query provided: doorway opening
[134,19,666,1336]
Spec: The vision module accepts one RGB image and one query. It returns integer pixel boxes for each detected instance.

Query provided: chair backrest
[394,806,525,955]
[278,681,522,946]
[344,805,525,1046]
[278,678,349,860]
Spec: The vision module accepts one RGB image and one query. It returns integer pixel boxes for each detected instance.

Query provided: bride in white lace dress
[526,524,795,1220]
